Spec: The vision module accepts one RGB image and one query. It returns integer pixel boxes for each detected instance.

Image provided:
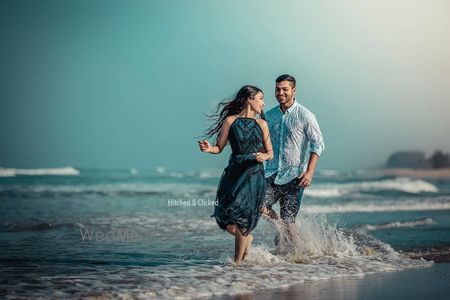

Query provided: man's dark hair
[276,74,296,88]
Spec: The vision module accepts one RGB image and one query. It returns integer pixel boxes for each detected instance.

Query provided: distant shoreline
[383,168,450,179]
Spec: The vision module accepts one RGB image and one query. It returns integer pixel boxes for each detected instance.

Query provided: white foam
[304,200,450,213]
[154,166,185,178]
[155,166,166,173]
[0,166,80,177]
[363,218,436,231]
[221,245,282,267]
[191,169,223,179]
[8,213,433,300]
[350,177,438,193]
[319,169,340,176]
[0,168,15,177]
[306,177,438,198]
[88,214,218,235]
[305,188,342,198]
[138,255,428,299]
[154,167,223,179]
[107,214,432,299]
[0,182,216,198]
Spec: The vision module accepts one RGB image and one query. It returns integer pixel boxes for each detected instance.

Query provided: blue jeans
[264,174,304,223]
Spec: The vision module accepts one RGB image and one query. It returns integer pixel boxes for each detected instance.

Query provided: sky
[1,0,449,172]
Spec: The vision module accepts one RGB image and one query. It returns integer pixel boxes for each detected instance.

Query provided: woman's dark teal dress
[212,117,267,236]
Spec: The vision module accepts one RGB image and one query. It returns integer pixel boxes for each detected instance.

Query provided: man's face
[275,81,296,105]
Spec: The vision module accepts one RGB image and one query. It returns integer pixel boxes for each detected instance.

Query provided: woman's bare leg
[226,224,237,236]
[226,224,252,264]
[234,229,248,265]
[242,234,253,260]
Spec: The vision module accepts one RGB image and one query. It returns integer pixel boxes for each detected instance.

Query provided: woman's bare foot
[242,234,253,261]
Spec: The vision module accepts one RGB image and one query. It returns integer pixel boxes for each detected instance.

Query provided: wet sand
[211,263,450,300]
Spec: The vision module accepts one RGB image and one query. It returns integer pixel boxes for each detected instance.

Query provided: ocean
[1,166,449,299]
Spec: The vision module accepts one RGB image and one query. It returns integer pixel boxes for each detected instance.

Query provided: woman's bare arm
[198,116,234,154]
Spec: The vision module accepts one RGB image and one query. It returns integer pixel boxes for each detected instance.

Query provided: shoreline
[383,168,450,179]
[212,263,450,300]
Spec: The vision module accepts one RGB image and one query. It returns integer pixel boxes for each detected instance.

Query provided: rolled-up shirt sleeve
[305,112,325,156]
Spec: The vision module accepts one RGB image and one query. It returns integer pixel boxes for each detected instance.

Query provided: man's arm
[298,153,319,188]
[298,111,324,188]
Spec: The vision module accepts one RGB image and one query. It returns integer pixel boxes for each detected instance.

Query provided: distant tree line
[386,150,450,169]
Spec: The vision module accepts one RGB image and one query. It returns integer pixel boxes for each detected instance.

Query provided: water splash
[263,214,357,263]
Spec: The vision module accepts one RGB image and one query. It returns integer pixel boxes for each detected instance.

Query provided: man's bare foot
[242,234,253,261]
[260,206,279,220]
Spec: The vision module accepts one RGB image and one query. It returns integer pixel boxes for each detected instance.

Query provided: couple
[198,74,325,265]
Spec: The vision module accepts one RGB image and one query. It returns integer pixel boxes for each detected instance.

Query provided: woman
[198,85,273,265]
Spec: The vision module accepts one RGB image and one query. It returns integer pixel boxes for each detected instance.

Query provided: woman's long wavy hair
[204,85,264,142]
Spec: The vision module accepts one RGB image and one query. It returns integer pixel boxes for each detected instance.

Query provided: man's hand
[298,171,313,188]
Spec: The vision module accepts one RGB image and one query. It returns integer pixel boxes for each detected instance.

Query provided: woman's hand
[198,140,212,153]
[254,152,269,162]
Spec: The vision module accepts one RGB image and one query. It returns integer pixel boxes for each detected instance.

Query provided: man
[261,74,325,247]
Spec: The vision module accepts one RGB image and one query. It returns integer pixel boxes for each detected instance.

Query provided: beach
[0,167,449,299]
[1,0,449,298]
[214,263,450,300]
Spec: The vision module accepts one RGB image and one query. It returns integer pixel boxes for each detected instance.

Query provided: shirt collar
[278,98,299,114]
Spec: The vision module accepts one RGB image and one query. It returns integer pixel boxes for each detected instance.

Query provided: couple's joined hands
[254,152,269,162]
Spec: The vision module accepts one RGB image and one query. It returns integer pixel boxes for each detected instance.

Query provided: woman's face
[248,91,265,114]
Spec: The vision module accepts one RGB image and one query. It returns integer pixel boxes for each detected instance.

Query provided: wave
[305,188,342,198]
[1,222,83,232]
[304,200,450,213]
[318,169,340,176]
[0,182,216,198]
[89,214,432,299]
[0,166,80,177]
[0,213,434,299]
[305,177,438,198]
[361,218,436,231]
[189,170,223,179]
[401,246,450,263]
[155,166,185,178]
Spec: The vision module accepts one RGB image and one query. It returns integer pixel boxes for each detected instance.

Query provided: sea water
[1,167,449,299]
